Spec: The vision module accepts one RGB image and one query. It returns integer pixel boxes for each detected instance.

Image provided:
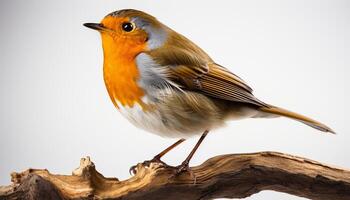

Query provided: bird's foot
[169,161,197,184]
[129,156,168,175]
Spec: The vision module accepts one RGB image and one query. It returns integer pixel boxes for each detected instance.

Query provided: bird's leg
[129,138,185,175]
[152,138,186,162]
[175,130,208,178]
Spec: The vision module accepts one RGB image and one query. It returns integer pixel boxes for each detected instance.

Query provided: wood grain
[1,152,349,200]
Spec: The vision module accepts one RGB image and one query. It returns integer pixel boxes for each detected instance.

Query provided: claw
[129,157,168,176]
[176,163,190,174]
[169,161,197,184]
[129,164,138,175]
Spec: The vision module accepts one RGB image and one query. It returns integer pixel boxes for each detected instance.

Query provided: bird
[84,9,334,174]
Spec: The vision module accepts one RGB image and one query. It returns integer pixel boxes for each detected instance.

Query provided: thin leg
[130,138,185,175]
[176,130,209,174]
[153,138,186,160]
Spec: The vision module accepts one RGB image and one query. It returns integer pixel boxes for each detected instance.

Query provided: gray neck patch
[131,17,167,50]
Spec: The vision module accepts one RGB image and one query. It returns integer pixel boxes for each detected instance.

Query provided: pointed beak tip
[83,23,103,31]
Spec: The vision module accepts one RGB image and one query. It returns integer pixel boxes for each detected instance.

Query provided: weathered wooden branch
[0,152,349,200]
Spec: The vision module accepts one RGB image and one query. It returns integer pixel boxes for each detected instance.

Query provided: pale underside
[115,92,259,138]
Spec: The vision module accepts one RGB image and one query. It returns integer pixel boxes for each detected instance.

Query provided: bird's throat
[102,35,146,108]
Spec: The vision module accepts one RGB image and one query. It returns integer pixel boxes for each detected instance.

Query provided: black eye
[122,22,134,32]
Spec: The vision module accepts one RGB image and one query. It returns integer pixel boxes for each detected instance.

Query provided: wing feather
[147,33,268,107]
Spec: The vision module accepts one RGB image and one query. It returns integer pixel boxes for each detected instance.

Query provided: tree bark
[0,151,349,200]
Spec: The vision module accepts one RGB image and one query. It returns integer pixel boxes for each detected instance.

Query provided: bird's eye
[122,22,135,32]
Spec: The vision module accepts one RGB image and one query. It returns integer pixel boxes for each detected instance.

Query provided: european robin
[84,9,334,174]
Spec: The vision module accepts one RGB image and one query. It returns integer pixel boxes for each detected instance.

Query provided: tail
[258,105,335,134]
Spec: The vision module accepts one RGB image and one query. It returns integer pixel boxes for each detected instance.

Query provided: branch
[1,152,349,200]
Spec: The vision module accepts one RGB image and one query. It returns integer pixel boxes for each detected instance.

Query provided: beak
[83,23,105,31]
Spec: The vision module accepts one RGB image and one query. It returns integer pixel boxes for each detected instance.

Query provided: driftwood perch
[0,152,349,200]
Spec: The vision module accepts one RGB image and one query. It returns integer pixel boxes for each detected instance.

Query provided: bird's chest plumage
[103,67,165,137]
[102,49,169,137]
[103,59,145,108]
[102,34,147,109]
[102,52,222,138]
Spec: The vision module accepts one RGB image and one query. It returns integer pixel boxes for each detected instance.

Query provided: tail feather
[259,105,335,134]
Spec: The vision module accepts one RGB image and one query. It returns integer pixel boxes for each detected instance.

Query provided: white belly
[115,100,203,138]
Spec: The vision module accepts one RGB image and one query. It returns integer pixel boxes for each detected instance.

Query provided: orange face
[100,16,148,54]
[99,16,148,108]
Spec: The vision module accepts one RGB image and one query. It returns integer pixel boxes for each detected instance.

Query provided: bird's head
[84,9,167,57]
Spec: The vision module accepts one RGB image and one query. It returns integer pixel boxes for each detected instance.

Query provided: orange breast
[102,32,146,108]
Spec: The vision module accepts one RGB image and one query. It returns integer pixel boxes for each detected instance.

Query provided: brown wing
[170,62,267,107]
[147,32,268,107]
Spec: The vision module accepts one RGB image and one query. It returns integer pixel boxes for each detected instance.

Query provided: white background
[0,1,349,199]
